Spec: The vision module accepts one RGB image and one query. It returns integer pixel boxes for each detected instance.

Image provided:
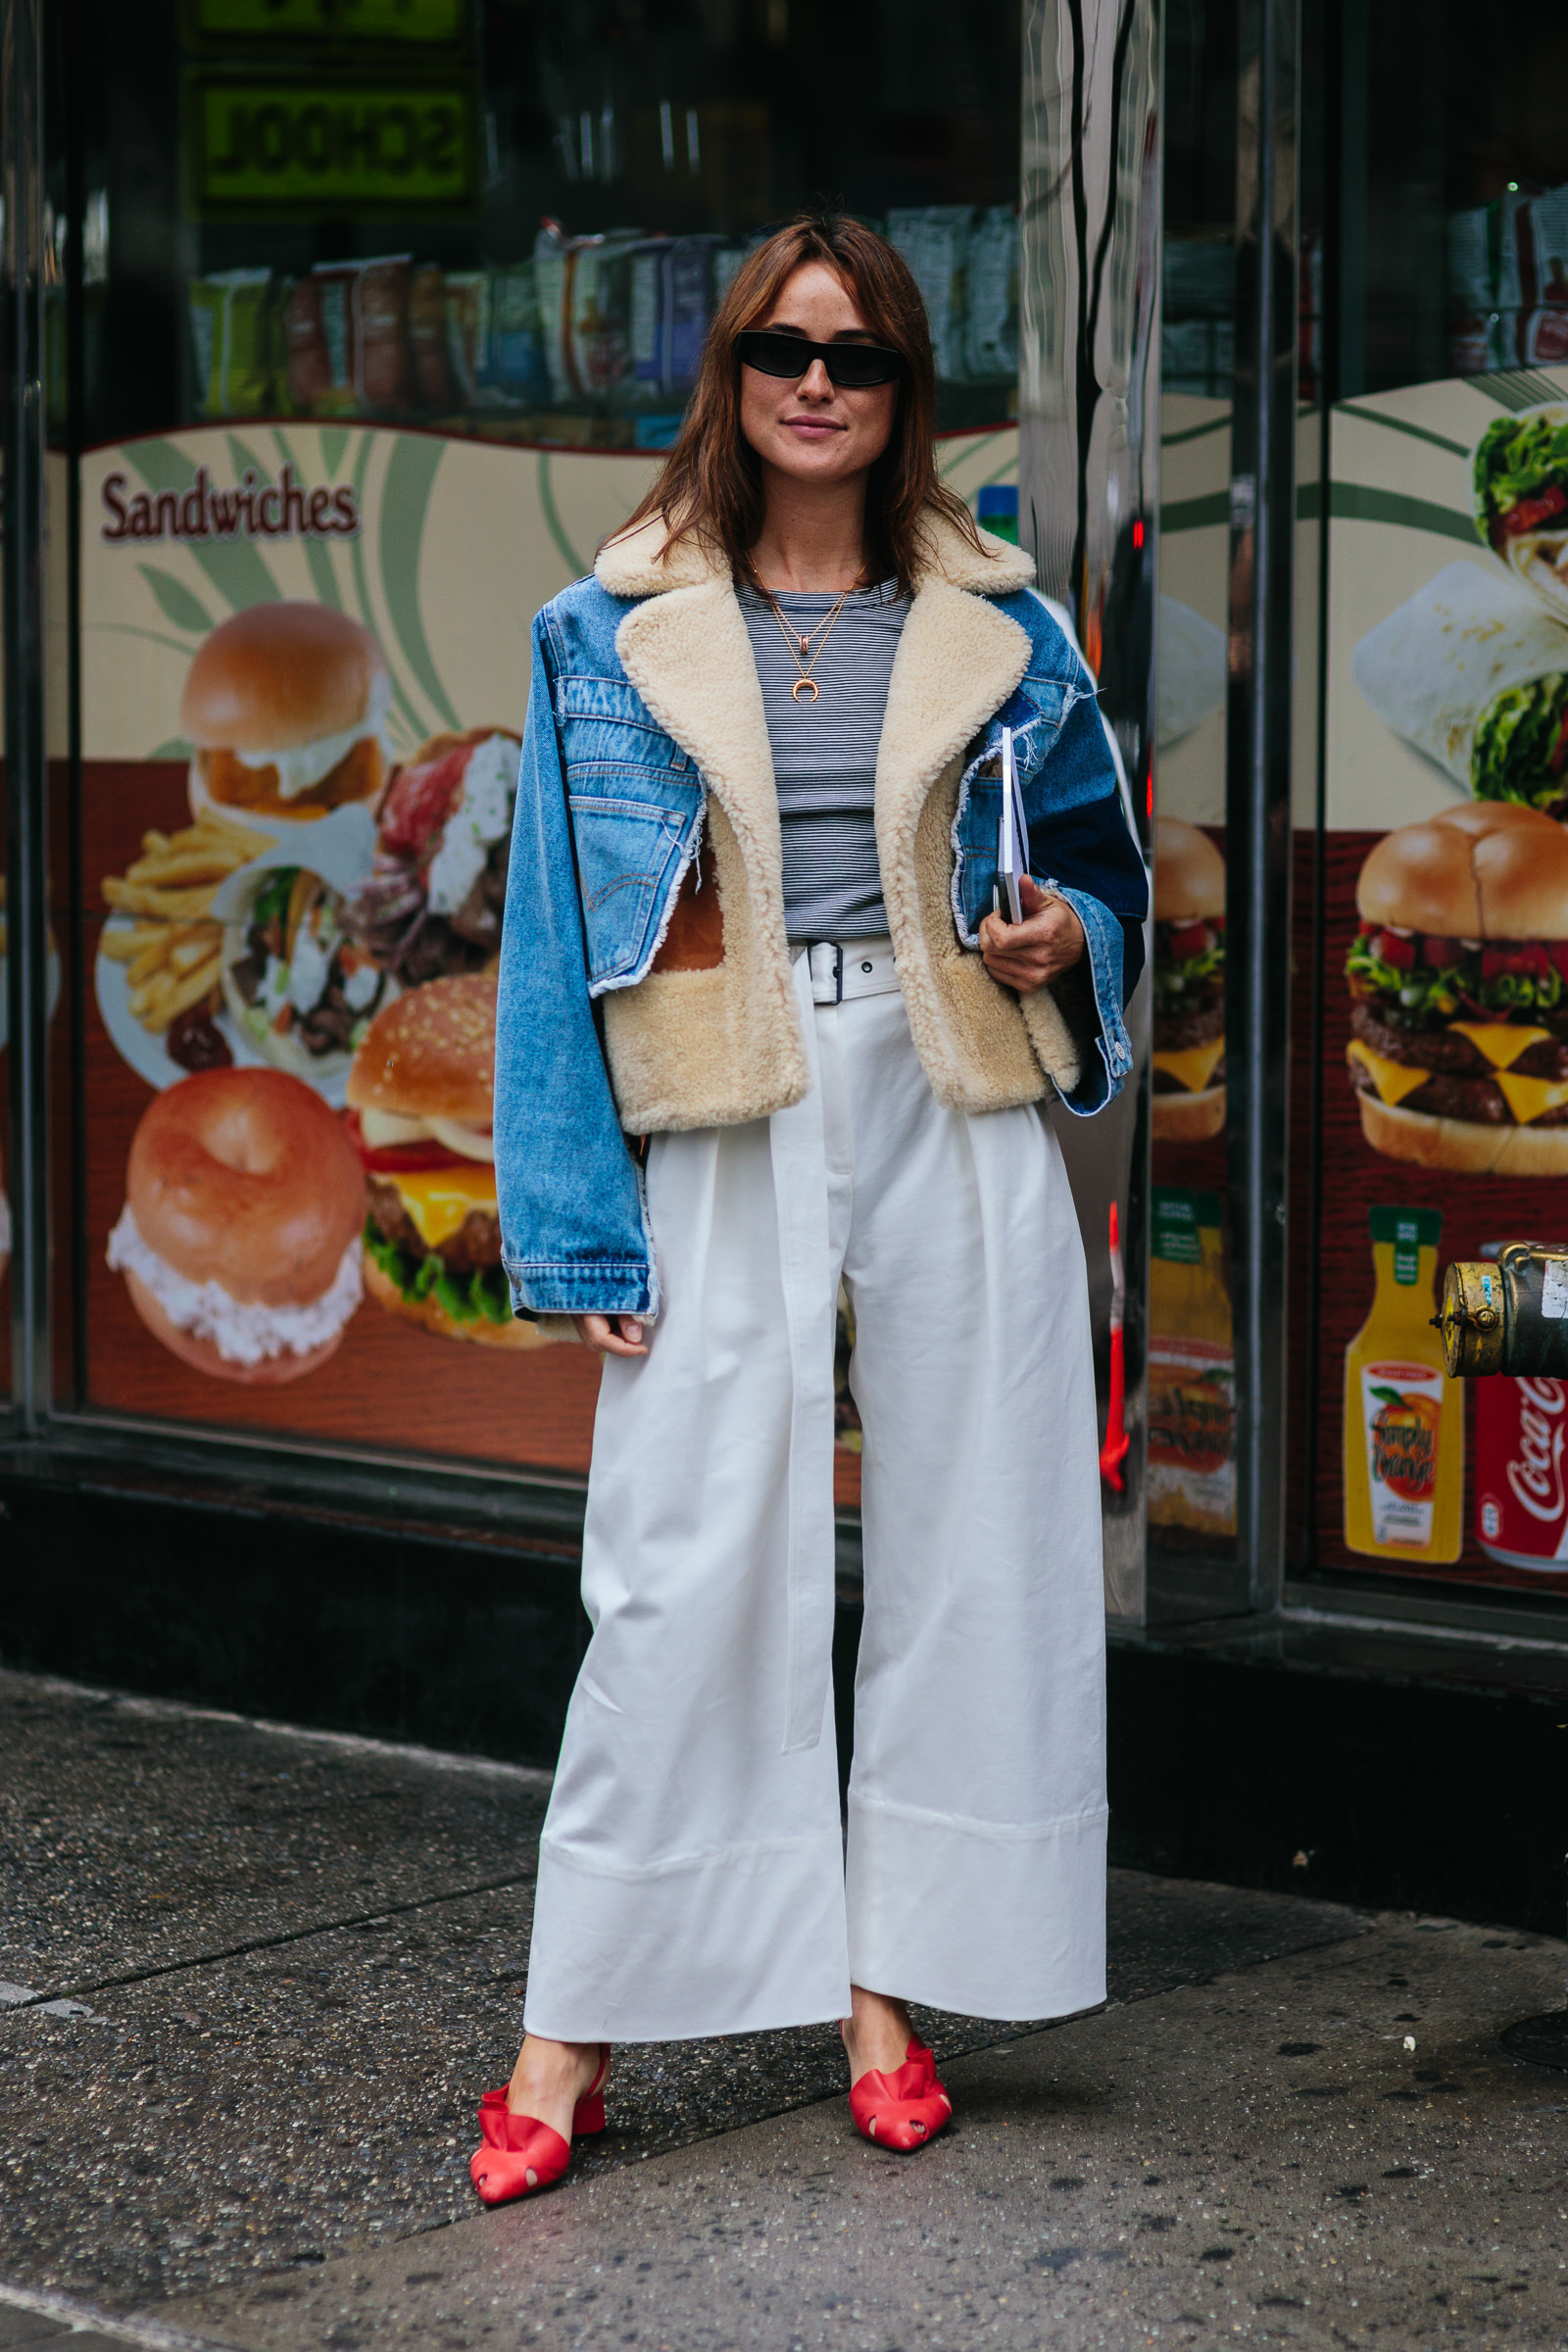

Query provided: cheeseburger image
[106,1067,367,1382]
[350,728,521,986]
[181,603,392,828]
[1347,800,1568,1174]
[346,973,546,1348]
[1152,816,1227,1142]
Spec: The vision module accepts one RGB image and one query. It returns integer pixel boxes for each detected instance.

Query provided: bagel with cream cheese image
[346,973,550,1348]
[106,1067,367,1381]
[1152,817,1227,1143]
[1346,800,1568,1174]
[181,603,392,830]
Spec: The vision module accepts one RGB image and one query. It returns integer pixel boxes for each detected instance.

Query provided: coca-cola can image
[1475,1376,1568,1567]
[1474,1242,1568,1570]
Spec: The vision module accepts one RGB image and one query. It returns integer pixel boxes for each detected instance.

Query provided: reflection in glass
[1147,0,1239,1573]
[69,0,1026,452]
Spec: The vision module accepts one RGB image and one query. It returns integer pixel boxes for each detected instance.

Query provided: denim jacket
[495,508,1148,1321]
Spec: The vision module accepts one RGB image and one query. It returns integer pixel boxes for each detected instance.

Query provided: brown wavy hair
[613,215,987,595]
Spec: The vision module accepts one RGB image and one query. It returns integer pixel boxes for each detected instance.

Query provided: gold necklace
[758,576,861,702]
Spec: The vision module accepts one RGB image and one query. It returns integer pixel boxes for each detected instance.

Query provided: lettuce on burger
[345,973,547,1348]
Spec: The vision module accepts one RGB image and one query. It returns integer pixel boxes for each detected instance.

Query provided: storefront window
[71,0,1022,453]
[1305,0,1568,1604]
[49,0,1025,1489]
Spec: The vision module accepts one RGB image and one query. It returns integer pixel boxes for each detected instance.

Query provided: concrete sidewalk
[1,1669,1563,2351]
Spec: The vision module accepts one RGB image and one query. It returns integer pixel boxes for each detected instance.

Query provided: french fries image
[100,813,272,1036]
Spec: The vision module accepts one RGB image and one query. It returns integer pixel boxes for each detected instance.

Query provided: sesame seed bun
[345,974,496,1128]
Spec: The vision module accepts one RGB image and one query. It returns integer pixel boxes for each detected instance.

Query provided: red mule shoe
[848,2036,953,2151]
[469,2045,610,2207]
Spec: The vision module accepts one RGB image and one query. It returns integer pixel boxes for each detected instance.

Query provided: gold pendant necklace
[760,576,860,703]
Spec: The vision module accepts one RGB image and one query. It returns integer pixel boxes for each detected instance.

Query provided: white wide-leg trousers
[523,943,1107,2042]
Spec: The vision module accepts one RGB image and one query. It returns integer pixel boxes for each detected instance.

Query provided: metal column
[2,0,50,1433]
[1017,0,1160,1622]
[1224,0,1298,1615]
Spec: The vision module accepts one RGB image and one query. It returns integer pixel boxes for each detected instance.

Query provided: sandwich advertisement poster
[1317,360,1568,1591]
[78,419,1013,1489]
[79,423,637,1474]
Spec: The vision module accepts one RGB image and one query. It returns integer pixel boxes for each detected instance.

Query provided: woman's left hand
[979,876,1087,994]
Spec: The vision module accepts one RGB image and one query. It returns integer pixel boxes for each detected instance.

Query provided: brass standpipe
[1436,1242,1568,1378]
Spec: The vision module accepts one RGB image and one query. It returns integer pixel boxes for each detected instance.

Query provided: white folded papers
[993,724,1030,924]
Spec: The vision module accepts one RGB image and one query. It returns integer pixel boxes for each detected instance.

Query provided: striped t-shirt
[738,577,910,942]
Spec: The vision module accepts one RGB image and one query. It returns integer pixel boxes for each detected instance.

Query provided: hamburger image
[1347,800,1568,1174]
[222,861,396,1083]
[346,973,547,1348]
[105,1067,367,1382]
[181,603,392,829]
[349,728,520,986]
[1152,816,1227,1143]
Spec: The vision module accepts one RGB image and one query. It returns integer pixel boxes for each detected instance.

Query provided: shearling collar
[595,503,1037,600]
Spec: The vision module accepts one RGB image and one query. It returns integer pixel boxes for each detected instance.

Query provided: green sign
[1369,1203,1442,1287]
[192,0,469,42]
[190,77,478,213]
[1152,1186,1223,1265]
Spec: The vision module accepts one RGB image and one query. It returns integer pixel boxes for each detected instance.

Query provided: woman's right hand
[572,1313,649,1357]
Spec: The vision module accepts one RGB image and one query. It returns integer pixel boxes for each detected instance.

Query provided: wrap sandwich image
[1473,402,1568,628]
[221,861,396,1083]
[1351,558,1568,817]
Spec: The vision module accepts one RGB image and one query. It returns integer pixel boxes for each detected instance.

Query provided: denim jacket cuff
[1037,881,1135,1116]
[503,1253,658,1319]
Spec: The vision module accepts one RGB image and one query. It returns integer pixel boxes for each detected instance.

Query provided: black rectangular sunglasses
[735,329,904,387]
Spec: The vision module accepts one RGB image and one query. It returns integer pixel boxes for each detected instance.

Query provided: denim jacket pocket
[568,798,692,987]
[558,677,698,987]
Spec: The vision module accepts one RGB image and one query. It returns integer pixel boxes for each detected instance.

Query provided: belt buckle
[809,942,844,1004]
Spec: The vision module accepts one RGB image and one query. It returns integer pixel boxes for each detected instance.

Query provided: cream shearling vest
[592,508,1086,1132]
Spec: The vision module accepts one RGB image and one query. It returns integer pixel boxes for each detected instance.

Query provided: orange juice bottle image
[1344,1205,1462,1563]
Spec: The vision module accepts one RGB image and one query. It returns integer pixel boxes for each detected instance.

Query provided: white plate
[93,807,378,1104]
[95,920,351,1106]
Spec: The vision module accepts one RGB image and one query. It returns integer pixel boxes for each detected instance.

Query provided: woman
[477,215,1147,2202]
